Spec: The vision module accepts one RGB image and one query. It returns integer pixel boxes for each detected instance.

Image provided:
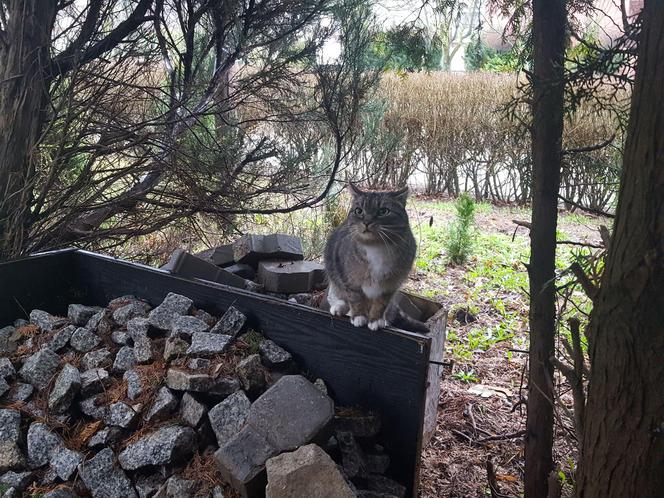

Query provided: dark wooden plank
[423,309,447,446]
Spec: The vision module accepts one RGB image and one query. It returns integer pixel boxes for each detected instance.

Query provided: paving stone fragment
[0,471,34,491]
[19,348,60,389]
[224,263,255,280]
[105,402,140,428]
[209,391,251,446]
[46,325,76,352]
[258,340,293,370]
[0,326,20,354]
[170,316,210,337]
[265,443,355,498]
[68,305,104,326]
[233,234,303,268]
[0,410,21,444]
[313,378,328,396]
[135,474,165,498]
[2,383,33,403]
[195,245,235,267]
[163,337,189,362]
[118,426,196,470]
[0,355,16,380]
[43,488,76,498]
[50,447,83,480]
[258,260,325,293]
[209,307,247,337]
[214,425,277,498]
[0,378,8,398]
[144,387,178,422]
[365,475,405,498]
[0,441,25,473]
[81,349,113,370]
[127,317,150,340]
[186,333,232,357]
[70,327,102,353]
[48,364,81,414]
[335,431,367,478]
[235,354,265,392]
[164,475,198,498]
[29,310,63,332]
[87,426,123,448]
[113,302,151,326]
[207,376,242,398]
[79,396,108,420]
[194,308,216,325]
[148,293,193,330]
[186,358,210,370]
[111,330,130,345]
[334,412,381,438]
[247,375,334,452]
[133,336,154,364]
[162,250,247,289]
[124,369,143,400]
[80,368,112,397]
[78,447,137,498]
[112,346,137,373]
[180,393,207,428]
[84,310,106,332]
[27,422,64,468]
[165,369,213,392]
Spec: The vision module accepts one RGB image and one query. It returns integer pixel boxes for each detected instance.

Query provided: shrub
[445,193,477,265]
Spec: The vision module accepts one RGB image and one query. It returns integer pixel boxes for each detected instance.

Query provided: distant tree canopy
[367,26,442,72]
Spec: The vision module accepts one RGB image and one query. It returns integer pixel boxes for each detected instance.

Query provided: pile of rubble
[0,292,406,498]
[163,234,326,303]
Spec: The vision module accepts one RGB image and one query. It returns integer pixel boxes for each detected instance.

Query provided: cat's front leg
[367,296,391,331]
[348,297,369,327]
[328,283,349,317]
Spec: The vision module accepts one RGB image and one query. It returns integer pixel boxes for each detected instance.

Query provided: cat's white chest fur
[361,244,390,298]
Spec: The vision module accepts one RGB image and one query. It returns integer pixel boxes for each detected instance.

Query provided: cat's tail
[385,304,430,334]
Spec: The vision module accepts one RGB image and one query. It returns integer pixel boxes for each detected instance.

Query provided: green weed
[445,193,477,265]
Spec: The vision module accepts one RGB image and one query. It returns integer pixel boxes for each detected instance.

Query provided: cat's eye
[378,207,390,216]
[354,207,363,215]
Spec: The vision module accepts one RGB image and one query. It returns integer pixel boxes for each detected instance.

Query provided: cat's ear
[390,186,409,205]
[348,182,364,197]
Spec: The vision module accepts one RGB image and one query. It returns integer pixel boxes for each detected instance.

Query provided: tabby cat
[324,183,417,330]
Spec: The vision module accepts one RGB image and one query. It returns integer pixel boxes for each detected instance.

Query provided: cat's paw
[351,315,368,327]
[330,303,348,317]
[368,318,387,331]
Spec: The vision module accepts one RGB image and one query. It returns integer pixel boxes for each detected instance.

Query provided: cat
[324,183,418,331]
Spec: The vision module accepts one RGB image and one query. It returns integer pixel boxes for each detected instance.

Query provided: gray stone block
[68,304,104,326]
[186,332,232,357]
[29,310,64,332]
[48,364,81,414]
[70,327,102,353]
[207,376,242,399]
[247,375,334,453]
[80,368,112,397]
[144,387,178,422]
[50,447,83,480]
[209,306,246,337]
[118,425,196,470]
[225,263,255,280]
[180,393,207,428]
[112,346,137,373]
[43,488,76,498]
[81,349,112,371]
[112,302,151,326]
[0,377,8,398]
[170,315,210,337]
[165,369,213,392]
[257,260,325,293]
[78,448,137,498]
[19,349,60,389]
[111,330,130,345]
[265,444,355,498]
[162,250,247,289]
[164,475,198,498]
[336,431,367,478]
[195,245,235,267]
[148,292,193,330]
[186,358,210,370]
[236,354,265,393]
[0,410,21,444]
[0,326,20,354]
[0,441,24,473]
[209,391,251,447]
[105,401,140,428]
[27,422,64,468]
[163,337,189,362]
[127,317,151,339]
[79,396,108,420]
[46,325,76,352]
[214,425,277,498]
[233,234,303,268]
[134,474,165,498]
[133,336,154,364]
[0,471,34,491]
[2,383,33,403]
[258,340,293,371]
[124,369,143,400]
[87,426,123,448]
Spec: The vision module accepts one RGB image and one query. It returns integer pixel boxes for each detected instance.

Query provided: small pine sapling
[445,193,477,265]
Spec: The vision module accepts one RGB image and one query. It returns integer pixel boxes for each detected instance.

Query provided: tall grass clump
[445,193,477,265]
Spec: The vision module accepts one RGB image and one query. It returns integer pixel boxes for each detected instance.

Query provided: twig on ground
[476,430,527,443]
[486,457,509,498]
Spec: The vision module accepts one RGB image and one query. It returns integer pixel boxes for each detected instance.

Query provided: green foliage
[464,38,521,73]
[367,26,441,71]
[445,193,477,265]
[453,368,479,383]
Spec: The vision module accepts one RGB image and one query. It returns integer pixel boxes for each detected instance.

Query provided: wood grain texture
[0,249,432,496]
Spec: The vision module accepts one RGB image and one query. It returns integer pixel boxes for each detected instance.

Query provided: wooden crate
[0,249,446,496]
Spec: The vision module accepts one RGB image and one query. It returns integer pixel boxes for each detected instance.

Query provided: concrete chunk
[195,245,235,267]
[233,234,303,268]
[247,375,334,452]
[265,444,355,498]
[161,250,247,289]
[257,260,325,293]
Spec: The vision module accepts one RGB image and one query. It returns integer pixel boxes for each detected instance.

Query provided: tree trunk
[575,1,664,496]
[0,0,55,261]
[525,1,566,497]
